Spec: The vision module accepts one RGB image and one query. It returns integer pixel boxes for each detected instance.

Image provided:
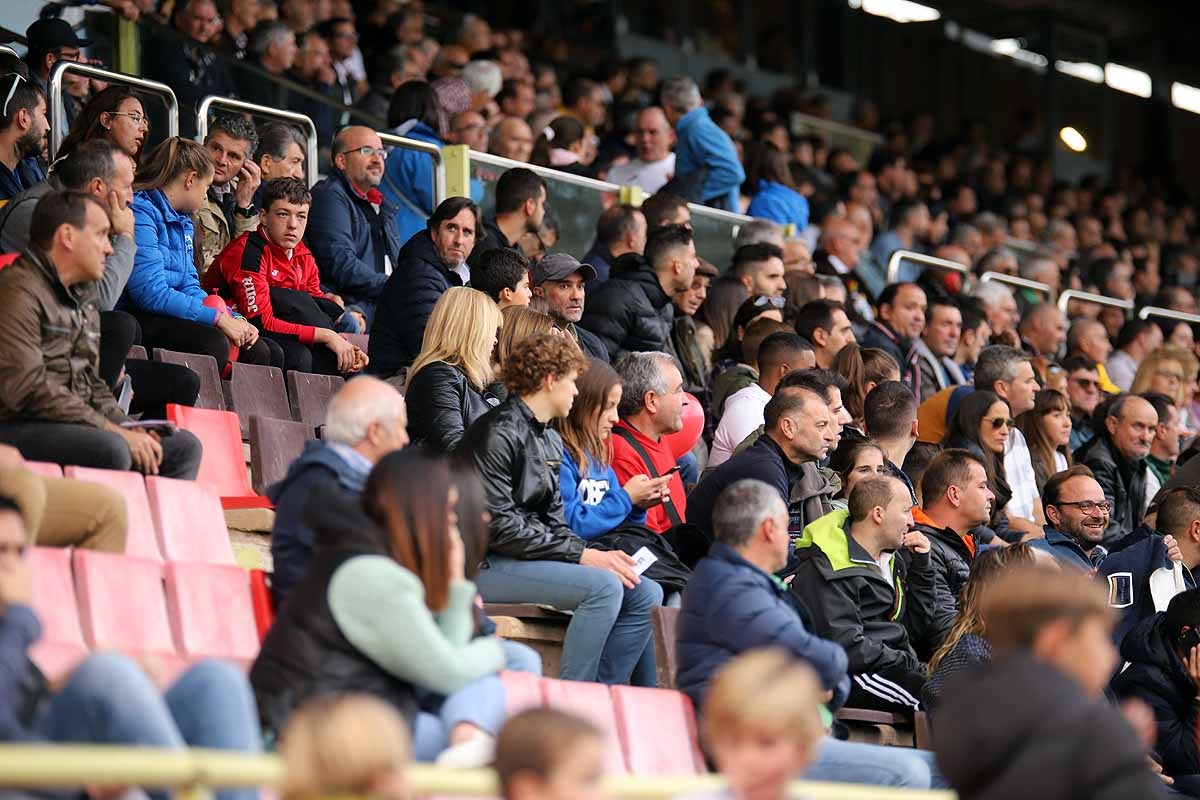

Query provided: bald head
[491,117,534,163]
[1019,302,1067,358]
[332,127,384,191]
[1068,318,1112,363]
[323,376,409,462]
[820,217,860,267]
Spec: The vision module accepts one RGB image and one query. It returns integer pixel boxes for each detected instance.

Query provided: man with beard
[0,75,47,201]
[531,253,607,361]
[1030,467,1112,571]
[466,167,546,270]
[861,282,927,399]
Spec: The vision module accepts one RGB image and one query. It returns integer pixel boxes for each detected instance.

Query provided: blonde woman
[405,287,504,453]
[1130,345,1197,410]
[496,306,569,371]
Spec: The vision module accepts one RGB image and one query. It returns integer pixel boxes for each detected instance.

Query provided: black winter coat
[579,253,675,362]
[1111,613,1200,777]
[368,230,464,378]
[1074,431,1148,547]
[918,520,972,643]
[459,396,586,563]
[404,361,497,454]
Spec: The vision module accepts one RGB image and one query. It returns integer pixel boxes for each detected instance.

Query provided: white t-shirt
[1004,428,1039,521]
[708,384,771,469]
[606,154,677,194]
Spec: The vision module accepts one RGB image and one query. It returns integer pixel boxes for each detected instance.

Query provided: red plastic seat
[611,686,706,775]
[23,461,62,478]
[163,562,260,668]
[500,670,544,715]
[28,547,89,680]
[248,569,274,641]
[144,476,236,564]
[72,550,187,683]
[539,678,627,774]
[64,466,162,561]
[166,404,270,509]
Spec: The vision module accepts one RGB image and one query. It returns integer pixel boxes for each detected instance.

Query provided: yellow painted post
[442,144,471,199]
[619,185,645,208]
[115,17,138,76]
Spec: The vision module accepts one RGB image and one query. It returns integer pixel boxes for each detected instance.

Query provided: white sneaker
[435,733,496,769]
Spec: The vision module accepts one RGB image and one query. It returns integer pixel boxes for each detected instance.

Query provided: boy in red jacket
[205,178,368,375]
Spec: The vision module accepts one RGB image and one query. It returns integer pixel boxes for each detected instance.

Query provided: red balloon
[663,392,705,459]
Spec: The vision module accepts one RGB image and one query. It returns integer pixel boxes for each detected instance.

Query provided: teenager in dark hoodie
[859,282,926,400]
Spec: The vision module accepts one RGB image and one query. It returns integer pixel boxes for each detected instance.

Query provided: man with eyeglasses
[1075,394,1158,547]
[1064,355,1103,451]
[1031,466,1113,571]
[305,126,401,329]
[0,75,47,202]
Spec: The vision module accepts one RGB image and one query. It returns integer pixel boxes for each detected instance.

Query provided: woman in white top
[1018,388,1074,495]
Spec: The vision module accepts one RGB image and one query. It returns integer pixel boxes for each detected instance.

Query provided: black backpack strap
[611,425,683,528]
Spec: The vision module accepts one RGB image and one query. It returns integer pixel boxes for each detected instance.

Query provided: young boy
[935,564,1169,799]
[471,247,533,310]
[205,177,367,375]
[495,708,607,800]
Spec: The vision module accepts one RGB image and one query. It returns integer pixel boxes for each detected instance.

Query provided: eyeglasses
[336,146,387,159]
[1070,377,1100,390]
[2,73,25,118]
[106,111,150,128]
[1054,499,1113,515]
[750,295,786,309]
[1156,370,1185,382]
[985,417,1015,430]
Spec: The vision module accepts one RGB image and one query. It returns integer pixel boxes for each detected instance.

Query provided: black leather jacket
[404,361,496,454]
[579,253,675,362]
[1075,431,1148,547]
[459,396,586,562]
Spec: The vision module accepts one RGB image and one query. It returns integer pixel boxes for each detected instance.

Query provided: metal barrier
[378,131,445,212]
[470,150,621,195]
[979,271,1053,299]
[196,96,320,188]
[1138,306,1200,326]
[0,45,18,61]
[886,249,970,285]
[788,111,883,164]
[48,60,178,160]
[1056,289,1135,315]
[0,744,956,799]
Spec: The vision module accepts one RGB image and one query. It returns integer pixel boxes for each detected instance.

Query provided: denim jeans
[0,421,203,479]
[475,555,663,684]
[806,737,947,789]
[34,654,261,800]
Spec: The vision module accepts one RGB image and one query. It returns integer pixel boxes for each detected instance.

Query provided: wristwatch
[235,204,256,219]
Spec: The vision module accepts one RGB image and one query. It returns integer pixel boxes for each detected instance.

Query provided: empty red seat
[63,466,161,561]
[500,670,544,715]
[153,349,227,411]
[166,404,270,509]
[540,678,627,774]
[163,562,260,668]
[228,362,291,439]
[144,476,236,564]
[248,416,310,496]
[28,547,89,679]
[286,371,344,435]
[611,686,706,775]
[23,462,62,478]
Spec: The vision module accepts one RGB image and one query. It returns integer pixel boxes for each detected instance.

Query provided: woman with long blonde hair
[1131,344,1197,411]
[496,306,570,372]
[405,287,504,453]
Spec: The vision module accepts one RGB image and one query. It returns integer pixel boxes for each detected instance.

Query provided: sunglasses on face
[985,417,1015,430]
[1070,377,1099,390]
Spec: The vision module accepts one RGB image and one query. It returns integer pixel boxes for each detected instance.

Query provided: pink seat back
[166,404,268,509]
[72,550,174,657]
[164,562,259,664]
[500,670,544,715]
[64,466,162,561]
[28,547,88,678]
[23,461,62,478]
[611,686,706,775]
[539,679,627,774]
[145,476,235,564]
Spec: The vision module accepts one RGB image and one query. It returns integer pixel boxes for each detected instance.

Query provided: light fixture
[1172,82,1200,115]
[1055,60,1104,84]
[850,0,941,24]
[1059,126,1087,153]
[1104,62,1152,98]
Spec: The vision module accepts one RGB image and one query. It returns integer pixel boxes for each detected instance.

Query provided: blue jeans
[475,555,663,684]
[35,654,261,800]
[677,451,699,492]
[806,737,947,789]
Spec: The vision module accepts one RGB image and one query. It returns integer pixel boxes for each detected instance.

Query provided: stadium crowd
[4,0,1200,797]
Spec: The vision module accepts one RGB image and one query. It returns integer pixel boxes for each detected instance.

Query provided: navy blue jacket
[0,605,44,741]
[677,542,850,713]
[1029,525,1105,572]
[267,440,372,604]
[0,158,44,202]
[305,170,402,316]
[1098,533,1194,647]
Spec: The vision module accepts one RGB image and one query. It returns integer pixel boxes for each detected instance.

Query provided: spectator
[1019,302,1068,362]
[237,21,298,107]
[606,107,677,194]
[1068,318,1121,394]
[497,79,535,120]
[971,280,1020,340]
[1109,319,1164,392]
[462,60,502,113]
[640,191,691,229]
[794,299,856,370]
[286,31,341,149]
[205,178,366,375]
[935,564,1166,800]
[320,17,369,102]
[580,224,697,361]
[813,217,874,321]
[671,259,720,396]
[369,197,480,376]
[471,247,532,310]
[953,297,990,385]
[381,81,444,243]
[915,296,965,400]
[215,0,262,58]
[269,376,408,603]
[197,115,262,274]
[916,449,996,630]
[710,333,811,469]
[730,242,787,298]
[1064,354,1103,450]
[530,116,589,175]
[863,380,920,503]
[942,390,1015,539]
[1132,347,1194,416]
[251,122,307,211]
[460,334,662,684]
[0,74,47,200]
[828,438,889,505]
[1075,394,1157,546]
[562,77,606,134]
[745,145,810,232]
[581,204,646,286]
[123,138,280,371]
[1018,388,1074,493]
[0,191,202,470]
[56,86,150,164]
[496,307,563,372]
[23,17,92,128]
[489,117,535,163]
[494,710,605,800]
[975,345,1042,539]
[468,167,546,270]
[659,77,745,210]
[1141,393,1180,495]
[861,282,926,397]
[530,253,608,361]
[870,199,930,274]
[735,218,786,250]
[686,385,838,563]
[404,288,503,452]
[148,0,235,120]
[609,351,690,538]
[0,495,261,798]
[836,344,901,430]
[306,126,403,326]
[447,109,489,154]
[790,477,934,715]
[1031,465,1111,571]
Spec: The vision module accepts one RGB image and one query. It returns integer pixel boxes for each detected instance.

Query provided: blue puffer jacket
[677,541,850,714]
[746,179,809,231]
[559,449,646,540]
[380,121,442,245]
[122,189,218,324]
[673,107,745,211]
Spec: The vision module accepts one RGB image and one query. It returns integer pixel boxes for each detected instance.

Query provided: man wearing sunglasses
[1076,394,1158,547]
[1064,355,1103,451]
[0,76,47,202]
[1031,466,1113,571]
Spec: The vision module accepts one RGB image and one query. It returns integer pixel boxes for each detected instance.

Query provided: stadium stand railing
[978,270,1054,300]
[48,59,178,160]
[1057,289,1135,316]
[886,249,970,285]
[196,95,321,188]
[788,111,884,166]
[1138,305,1200,326]
[379,130,445,211]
